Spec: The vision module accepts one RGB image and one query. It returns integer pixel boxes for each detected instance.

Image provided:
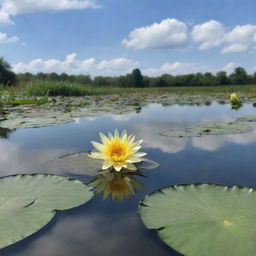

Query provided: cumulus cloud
[0,0,99,25]
[192,20,256,53]
[13,53,139,76]
[142,62,195,76]
[0,31,19,42]
[222,62,236,73]
[142,62,210,76]
[122,18,188,50]
[191,20,226,50]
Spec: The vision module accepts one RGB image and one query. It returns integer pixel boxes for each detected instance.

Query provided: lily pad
[140,184,256,256]
[0,174,93,249]
[0,115,74,129]
[160,122,252,137]
[40,152,103,176]
[236,115,256,122]
[40,152,160,176]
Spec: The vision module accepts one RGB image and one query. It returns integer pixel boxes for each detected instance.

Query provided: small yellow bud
[230,93,240,104]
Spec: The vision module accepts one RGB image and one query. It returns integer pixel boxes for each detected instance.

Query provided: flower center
[110,146,126,162]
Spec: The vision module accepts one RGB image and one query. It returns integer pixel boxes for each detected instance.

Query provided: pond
[1,101,256,256]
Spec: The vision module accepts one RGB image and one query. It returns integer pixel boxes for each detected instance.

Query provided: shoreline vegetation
[1,82,256,97]
[1,57,256,98]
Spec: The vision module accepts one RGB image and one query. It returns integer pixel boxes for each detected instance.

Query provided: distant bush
[25,81,93,96]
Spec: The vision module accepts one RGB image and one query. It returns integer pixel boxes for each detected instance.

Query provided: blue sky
[0,0,256,76]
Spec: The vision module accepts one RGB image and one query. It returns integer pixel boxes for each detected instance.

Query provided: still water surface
[1,102,256,256]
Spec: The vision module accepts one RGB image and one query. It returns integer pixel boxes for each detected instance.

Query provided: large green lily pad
[236,115,256,122]
[40,152,159,176]
[140,184,256,256]
[159,122,252,137]
[0,174,93,249]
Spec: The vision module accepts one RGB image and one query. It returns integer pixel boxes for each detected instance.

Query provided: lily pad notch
[0,174,94,249]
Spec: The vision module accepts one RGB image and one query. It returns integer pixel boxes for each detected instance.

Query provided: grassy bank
[2,81,256,96]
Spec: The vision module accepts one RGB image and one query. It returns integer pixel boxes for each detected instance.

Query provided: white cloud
[191,20,226,50]
[0,31,19,42]
[192,20,256,53]
[142,62,211,76]
[122,18,188,50]
[0,0,99,25]
[143,62,194,76]
[222,62,236,73]
[221,43,249,54]
[13,53,139,76]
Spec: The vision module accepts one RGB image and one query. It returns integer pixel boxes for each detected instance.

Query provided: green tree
[131,68,145,87]
[229,67,248,85]
[216,71,229,85]
[0,57,17,86]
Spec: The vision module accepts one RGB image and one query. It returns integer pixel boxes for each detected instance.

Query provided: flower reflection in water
[90,171,145,201]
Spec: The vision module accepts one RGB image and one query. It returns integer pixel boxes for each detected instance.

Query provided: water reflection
[0,127,12,138]
[1,102,256,256]
[231,102,243,110]
[90,171,145,201]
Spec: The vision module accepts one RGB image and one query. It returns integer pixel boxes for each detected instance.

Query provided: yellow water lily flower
[230,92,240,104]
[89,130,147,172]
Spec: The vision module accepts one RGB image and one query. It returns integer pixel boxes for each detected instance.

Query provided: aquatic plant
[89,130,147,172]
[160,122,252,137]
[230,92,240,104]
[39,151,159,176]
[229,92,243,110]
[236,115,256,122]
[140,184,256,256]
[0,174,93,249]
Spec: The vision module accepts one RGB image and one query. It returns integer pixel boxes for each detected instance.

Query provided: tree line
[1,57,256,87]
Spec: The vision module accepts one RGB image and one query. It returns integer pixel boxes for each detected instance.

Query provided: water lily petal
[128,135,135,143]
[121,130,127,139]
[99,132,110,144]
[88,152,106,159]
[126,163,137,170]
[108,132,114,139]
[102,160,113,170]
[91,141,105,152]
[113,163,123,172]
[133,152,147,157]
[126,157,143,163]
[114,129,119,138]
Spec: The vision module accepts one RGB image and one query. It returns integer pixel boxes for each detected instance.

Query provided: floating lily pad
[160,122,252,137]
[0,174,93,249]
[40,152,103,176]
[140,184,256,256]
[40,152,159,176]
[236,115,256,122]
[0,115,74,129]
